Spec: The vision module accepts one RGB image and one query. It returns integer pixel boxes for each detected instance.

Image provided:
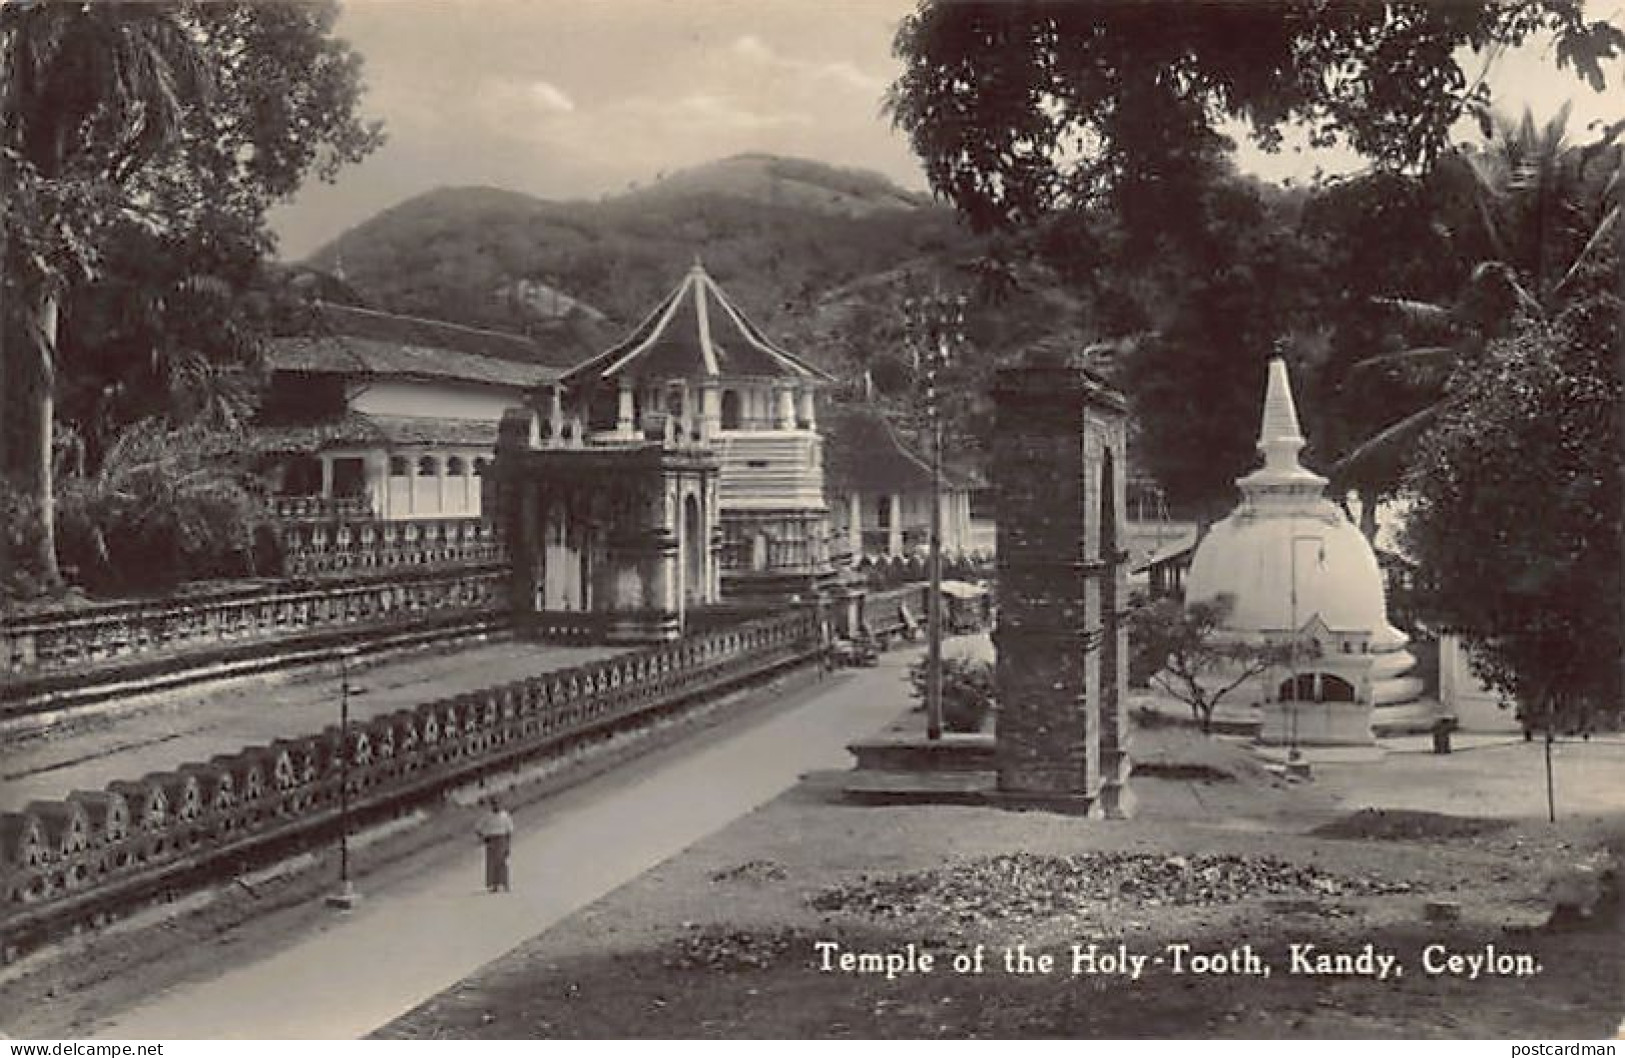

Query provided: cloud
[528,80,577,114]
[473,75,578,131]
[729,33,886,94]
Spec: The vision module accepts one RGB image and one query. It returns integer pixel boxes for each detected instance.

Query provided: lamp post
[326,647,361,910]
[904,291,967,742]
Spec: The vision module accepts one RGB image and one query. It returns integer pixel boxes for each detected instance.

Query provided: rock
[1425,900,1462,923]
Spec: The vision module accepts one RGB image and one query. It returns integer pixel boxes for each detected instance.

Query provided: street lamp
[326,646,362,910]
[904,291,967,742]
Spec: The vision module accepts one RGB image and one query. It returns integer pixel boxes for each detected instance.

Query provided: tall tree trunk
[19,292,60,586]
[0,305,11,585]
[1358,485,1380,543]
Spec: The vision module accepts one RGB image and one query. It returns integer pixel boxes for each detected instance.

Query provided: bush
[54,419,272,594]
[0,478,51,600]
[909,654,996,733]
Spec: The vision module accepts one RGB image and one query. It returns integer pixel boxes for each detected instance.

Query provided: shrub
[909,654,996,733]
[54,419,272,594]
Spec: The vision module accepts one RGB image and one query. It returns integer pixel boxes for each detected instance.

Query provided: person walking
[476,797,514,893]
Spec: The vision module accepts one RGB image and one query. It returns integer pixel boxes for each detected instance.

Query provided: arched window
[1277,673,1357,703]
[389,456,409,476]
[446,456,467,477]
[418,455,439,477]
[721,389,742,430]
[473,457,489,477]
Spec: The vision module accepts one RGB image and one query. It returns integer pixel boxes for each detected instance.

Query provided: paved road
[0,639,623,812]
[88,650,915,1039]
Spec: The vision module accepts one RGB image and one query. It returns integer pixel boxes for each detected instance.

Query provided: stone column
[799,387,817,431]
[365,454,386,517]
[847,492,862,559]
[544,385,564,446]
[887,494,903,557]
[319,456,334,499]
[775,385,796,430]
[990,357,1130,813]
[700,382,721,441]
[617,381,636,436]
[1095,440,1133,818]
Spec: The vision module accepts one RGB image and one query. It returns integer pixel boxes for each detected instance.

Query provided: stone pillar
[544,385,564,446]
[990,358,1130,813]
[847,492,862,559]
[700,382,721,441]
[365,454,386,517]
[799,387,817,431]
[617,381,636,436]
[887,494,903,557]
[775,385,796,430]
[319,456,334,499]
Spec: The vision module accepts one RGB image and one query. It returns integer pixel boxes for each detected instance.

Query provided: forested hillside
[304,154,969,348]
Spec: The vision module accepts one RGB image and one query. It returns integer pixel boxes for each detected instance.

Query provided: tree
[1403,301,1621,741]
[1328,109,1623,500]
[887,1,1624,236]
[886,2,1623,515]
[1,0,382,587]
[1128,594,1301,734]
[1294,168,1466,537]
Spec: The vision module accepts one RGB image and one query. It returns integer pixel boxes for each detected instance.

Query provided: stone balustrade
[1,568,506,683]
[0,607,820,956]
[277,517,507,579]
[267,495,372,521]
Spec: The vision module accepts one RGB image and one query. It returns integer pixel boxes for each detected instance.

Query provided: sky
[267,0,1625,261]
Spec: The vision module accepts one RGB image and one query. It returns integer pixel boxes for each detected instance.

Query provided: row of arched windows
[388,455,489,477]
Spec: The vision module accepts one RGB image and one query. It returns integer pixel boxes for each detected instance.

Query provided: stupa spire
[1258,356,1307,472]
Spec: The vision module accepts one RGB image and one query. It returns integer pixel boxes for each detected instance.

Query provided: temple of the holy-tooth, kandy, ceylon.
[1181,357,1427,746]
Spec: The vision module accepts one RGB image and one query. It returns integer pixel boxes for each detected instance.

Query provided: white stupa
[1183,358,1423,745]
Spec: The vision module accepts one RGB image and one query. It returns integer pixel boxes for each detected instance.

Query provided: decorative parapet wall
[277,517,507,579]
[1,567,505,685]
[0,608,819,957]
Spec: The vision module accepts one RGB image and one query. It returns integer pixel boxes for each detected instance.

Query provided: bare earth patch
[376,762,1625,1040]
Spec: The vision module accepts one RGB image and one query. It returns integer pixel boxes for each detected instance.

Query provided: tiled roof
[821,403,977,494]
[562,263,834,387]
[267,303,576,388]
[242,413,500,454]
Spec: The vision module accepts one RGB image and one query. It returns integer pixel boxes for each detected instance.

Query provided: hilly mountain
[304,154,969,363]
[620,153,929,216]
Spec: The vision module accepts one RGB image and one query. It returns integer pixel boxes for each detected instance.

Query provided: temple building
[493,263,837,641]
[1180,358,1425,745]
[820,404,978,565]
[255,303,580,519]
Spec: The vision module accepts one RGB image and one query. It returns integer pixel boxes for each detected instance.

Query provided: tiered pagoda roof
[561,262,833,387]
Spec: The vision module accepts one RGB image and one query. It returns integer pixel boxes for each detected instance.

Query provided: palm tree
[1,0,209,585]
[1331,106,1622,513]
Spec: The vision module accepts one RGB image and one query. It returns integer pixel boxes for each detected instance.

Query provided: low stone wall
[1,567,506,685]
[0,608,820,957]
[278,517,507,579]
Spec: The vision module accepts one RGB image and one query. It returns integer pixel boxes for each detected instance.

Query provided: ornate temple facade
[1182,358,1426,745]
[493,264,837,641]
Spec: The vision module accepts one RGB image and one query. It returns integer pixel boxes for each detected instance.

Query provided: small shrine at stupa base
[1180,357,1429,747]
